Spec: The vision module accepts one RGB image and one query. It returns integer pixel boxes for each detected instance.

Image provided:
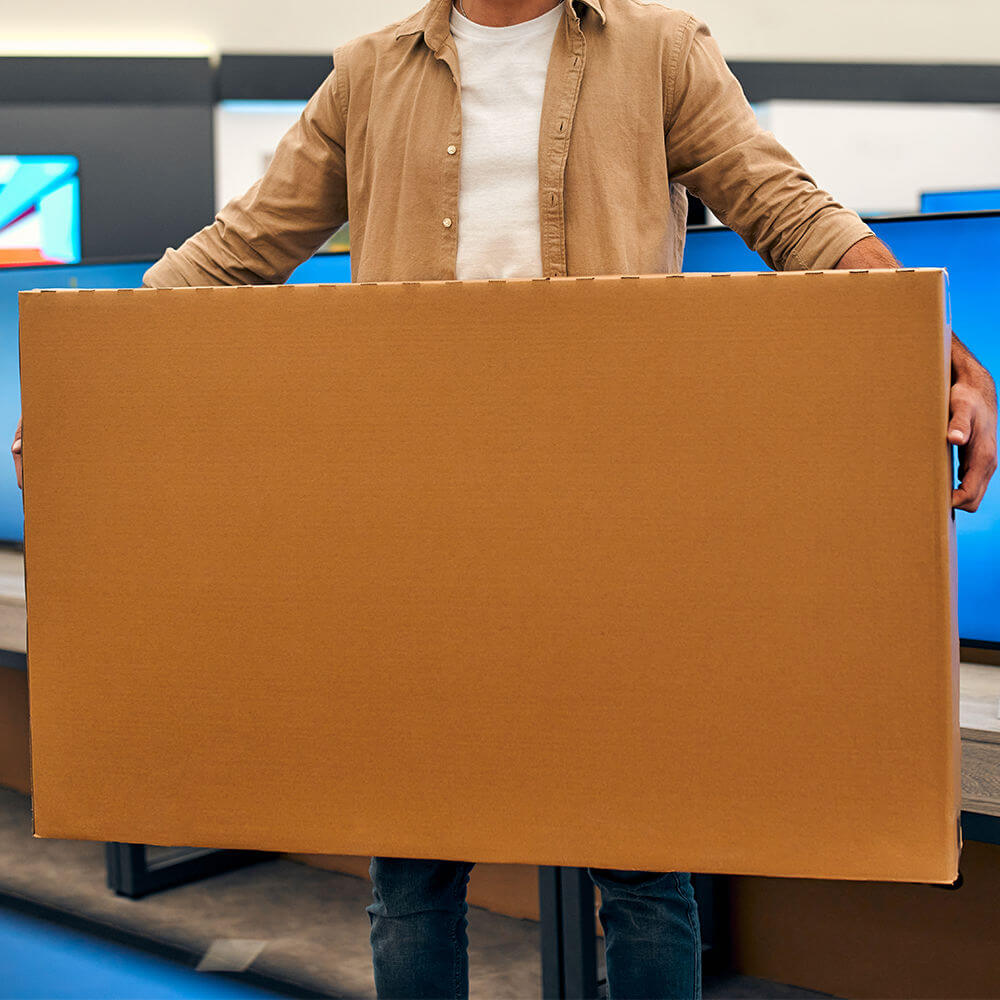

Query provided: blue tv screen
[683,212,1000,647]
[0,155,81,267]
[921,190,1000,214]
[1,253,351,545]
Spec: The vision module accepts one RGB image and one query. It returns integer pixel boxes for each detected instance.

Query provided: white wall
[215,103,305,208]
[755,101,1000,216]
[4,0,1000,62]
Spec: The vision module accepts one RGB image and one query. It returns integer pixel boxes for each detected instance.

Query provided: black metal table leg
[539,865,564,998]
[539,865,599,999]
[560,867,598,999]
[105,843,276,899]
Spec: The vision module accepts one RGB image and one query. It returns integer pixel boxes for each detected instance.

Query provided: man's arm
[834,236,998,513]
[143,63,349,288]
[662,17,997,514]
[664,15,874,272]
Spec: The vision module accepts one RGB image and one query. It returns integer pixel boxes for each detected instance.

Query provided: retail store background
[5,0,1000,60]
[2,1,1000,997]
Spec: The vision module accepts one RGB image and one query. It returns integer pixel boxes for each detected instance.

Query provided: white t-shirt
[449,1,565,280]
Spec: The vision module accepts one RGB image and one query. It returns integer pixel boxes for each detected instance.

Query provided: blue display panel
[921,190,1000,214]
[683,213,1000,647]
[0,156,81,267]
[2,253,351,544]
[287,252,351,284]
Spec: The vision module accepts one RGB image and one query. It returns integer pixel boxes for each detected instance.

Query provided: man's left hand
[834,237,997,512]
[948,340,998,512]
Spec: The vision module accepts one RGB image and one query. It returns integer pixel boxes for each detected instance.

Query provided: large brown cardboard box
[18,269,960,882]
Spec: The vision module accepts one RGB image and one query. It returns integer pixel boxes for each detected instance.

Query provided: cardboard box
[18,270,961,882]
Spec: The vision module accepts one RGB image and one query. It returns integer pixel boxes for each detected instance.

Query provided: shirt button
[447,144,457,155]
[443,217,453,228]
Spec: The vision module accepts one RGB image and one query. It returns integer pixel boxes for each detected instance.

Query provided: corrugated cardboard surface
[19,271,960,882]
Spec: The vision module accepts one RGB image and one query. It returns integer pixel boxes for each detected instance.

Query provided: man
[11,0,997,997]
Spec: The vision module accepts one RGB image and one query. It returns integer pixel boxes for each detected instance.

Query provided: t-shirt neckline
[449,1,565,42]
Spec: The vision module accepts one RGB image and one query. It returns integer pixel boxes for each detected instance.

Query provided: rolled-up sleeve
[664,16,874,271]
[143,63,349,288]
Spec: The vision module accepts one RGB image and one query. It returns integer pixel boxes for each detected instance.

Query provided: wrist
[951,332,978,382]
[834,235,900,270]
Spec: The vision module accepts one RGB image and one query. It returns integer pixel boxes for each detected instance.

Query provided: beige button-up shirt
[143,0,874,288]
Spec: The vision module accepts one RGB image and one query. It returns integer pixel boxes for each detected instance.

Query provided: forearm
[950,336,997,410]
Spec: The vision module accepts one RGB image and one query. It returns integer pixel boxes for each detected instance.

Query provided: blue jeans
[367,857,702,999]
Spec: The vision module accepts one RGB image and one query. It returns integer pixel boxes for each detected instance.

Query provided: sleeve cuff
[787,212,877,271]
[141,252,193,290]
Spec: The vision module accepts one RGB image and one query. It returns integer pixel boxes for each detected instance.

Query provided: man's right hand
[11,417,21,490]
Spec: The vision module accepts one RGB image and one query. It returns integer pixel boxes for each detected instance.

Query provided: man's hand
[11,417,21,490]
[835,235,998,512]
[949,338,998,512]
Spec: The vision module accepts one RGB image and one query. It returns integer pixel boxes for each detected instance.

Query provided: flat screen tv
[683,212,1000,649]
[921,189,1000,214]
[0,156,81,267]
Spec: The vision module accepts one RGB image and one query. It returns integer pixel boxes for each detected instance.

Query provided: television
[921,190,1000,214]
[287,252,352,284]
[683,212,1000,649]
[0,155,81,267]
[2,251,351,544]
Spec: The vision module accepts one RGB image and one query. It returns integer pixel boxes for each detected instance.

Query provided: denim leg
[587,867,702,1000]
[367,856,475,1000]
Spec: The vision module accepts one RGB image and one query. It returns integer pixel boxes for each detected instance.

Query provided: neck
[454,0,561,27]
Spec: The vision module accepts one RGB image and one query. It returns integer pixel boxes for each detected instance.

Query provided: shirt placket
[538,5,587,278]
[433,38,463,279]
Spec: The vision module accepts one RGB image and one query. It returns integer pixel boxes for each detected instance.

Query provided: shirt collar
[394,0,606,51]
